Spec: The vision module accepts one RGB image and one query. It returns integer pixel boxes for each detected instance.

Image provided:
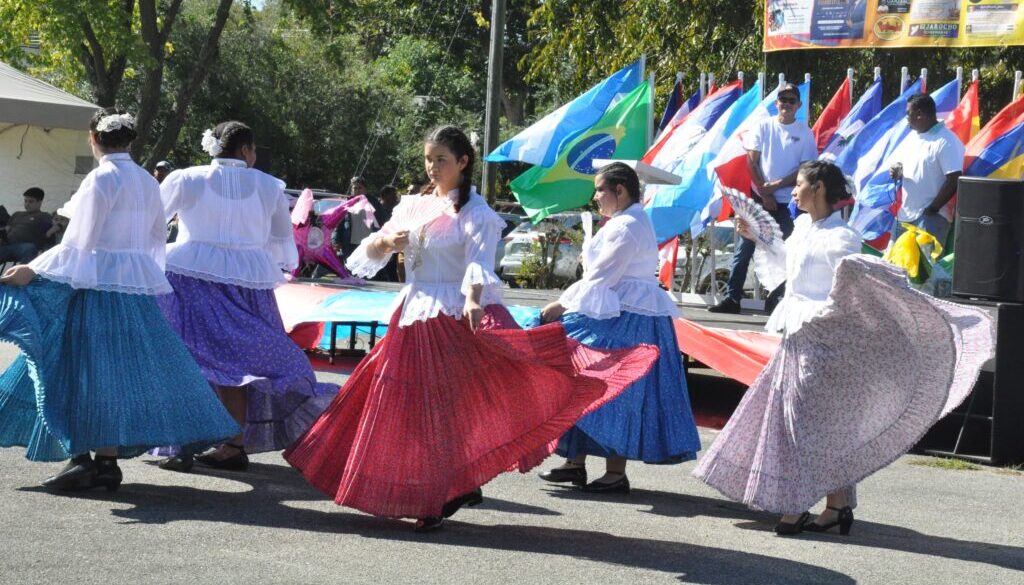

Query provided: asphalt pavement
[1,339,1022,584]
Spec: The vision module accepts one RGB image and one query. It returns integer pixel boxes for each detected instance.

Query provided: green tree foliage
[0,0,238,168]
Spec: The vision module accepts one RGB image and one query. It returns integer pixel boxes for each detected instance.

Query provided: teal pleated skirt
[0,278,239,461]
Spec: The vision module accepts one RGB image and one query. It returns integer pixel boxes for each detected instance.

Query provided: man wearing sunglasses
[710,83,817,314]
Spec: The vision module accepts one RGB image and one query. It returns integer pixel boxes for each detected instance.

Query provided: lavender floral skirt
[155,271,336,454]
[693,255,994,514]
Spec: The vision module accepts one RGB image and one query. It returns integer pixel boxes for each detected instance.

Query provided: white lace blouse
[559,203,679,320]
[30,153,171,295]
[756,211,862,334]
[346,189,505,327]
[160,158,298,289]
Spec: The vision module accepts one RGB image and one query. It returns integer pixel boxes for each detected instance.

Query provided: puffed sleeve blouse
[29,152,171,295]
[558,203,679,320]
[346,188,505,327]
[160,158,298,289]
[759,211,863,334]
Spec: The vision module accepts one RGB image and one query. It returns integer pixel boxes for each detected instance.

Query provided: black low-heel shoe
[804,506,854,536]
[94,460,123,492]
[414,517,444,533]
[196,444,248,471]
[41,454,96,491]
[774,511,812,536]
[442,488,484,518]
[158,453,194,473]
[580,474,630,494]
[538,466,587,485]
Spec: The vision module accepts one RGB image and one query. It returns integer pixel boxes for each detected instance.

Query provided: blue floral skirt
[0,278,239,461]
[556,311,701,464]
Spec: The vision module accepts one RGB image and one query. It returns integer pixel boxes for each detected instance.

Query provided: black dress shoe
[196,444,248,471]
[94,459,123,492]
[580,474,630,494]
[804,506,854,536]
[414,517,444,533]
[774,511,812,536]
[539,467,587,485]
[41,454,97,491]
[158,453,194,473]
[442,488,484,518]
[708,298,741,314]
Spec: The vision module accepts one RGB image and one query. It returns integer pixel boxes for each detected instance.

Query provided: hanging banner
[764,0,1024,51]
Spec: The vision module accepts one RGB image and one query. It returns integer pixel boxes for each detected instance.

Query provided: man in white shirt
[888,94,964,247]
[710,83,818,314]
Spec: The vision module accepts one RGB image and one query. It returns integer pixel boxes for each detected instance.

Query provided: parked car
[500,213,584,285]
[677,220,758,296]
[494,212,525,274]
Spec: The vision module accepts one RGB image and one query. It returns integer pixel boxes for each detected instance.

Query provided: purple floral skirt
[155,271,336,454]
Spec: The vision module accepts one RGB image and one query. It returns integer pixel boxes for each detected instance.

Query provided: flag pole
[900,66,909,92]
[699,72,707,100]
[920,68,928,93]
[874,67,881,82]
[647,72,655,149]
[847,67,855,94]
[1014,71,1023,100]
[956,66,963,98]
[971,69,979,83]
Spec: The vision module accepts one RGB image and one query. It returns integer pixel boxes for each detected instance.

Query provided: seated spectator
[0,188,58,264]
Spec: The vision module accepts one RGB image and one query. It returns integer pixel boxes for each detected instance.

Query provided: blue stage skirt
[556,311,701,464]
[0,278,239,461]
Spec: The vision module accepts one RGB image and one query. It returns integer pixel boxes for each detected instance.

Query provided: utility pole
[481,0,506,204]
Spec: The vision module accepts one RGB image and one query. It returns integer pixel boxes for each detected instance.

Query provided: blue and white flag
[486,59,644,167]
[819,79,883,162]
[835,79,922,181]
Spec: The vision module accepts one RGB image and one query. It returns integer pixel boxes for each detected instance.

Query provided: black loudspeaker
[253,146,273,173]
[916,300,1024,465]
[952,177,1024,302]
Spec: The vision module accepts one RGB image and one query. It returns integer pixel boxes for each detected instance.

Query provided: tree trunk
[143,0,233,169]
[131,0,184,161]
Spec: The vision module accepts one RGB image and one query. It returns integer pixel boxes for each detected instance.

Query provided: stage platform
[276,278,778,386]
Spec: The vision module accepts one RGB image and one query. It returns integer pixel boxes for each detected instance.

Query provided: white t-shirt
[890,123,965,222]
[744,118,818,203]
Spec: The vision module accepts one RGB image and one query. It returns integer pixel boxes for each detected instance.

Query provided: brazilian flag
[510,83,652,222]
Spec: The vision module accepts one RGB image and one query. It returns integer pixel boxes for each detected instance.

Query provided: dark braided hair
[798,160,852,205]
[89,107,137,150]
[424,125,475,212]
[211,121,255,159]
[596,161,641,204]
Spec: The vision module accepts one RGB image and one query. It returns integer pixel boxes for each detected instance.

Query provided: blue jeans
[726,205,795,302]
[0,242,38,264]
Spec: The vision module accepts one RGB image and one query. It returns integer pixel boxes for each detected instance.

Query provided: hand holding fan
[719,185,783,248]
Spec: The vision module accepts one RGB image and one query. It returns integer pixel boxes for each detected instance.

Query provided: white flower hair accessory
[201,128,223,157]
[95,113,135,133]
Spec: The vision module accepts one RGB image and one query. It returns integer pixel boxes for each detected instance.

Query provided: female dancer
[694,160,994,535]
[285,126,658,532]
[537,162,701,493]
[156,121,334,472]
[0,109,238,490]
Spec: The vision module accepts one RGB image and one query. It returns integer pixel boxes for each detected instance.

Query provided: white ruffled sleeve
[266,191,299,270]
[558,223,634,319]
[460,204,505,296]
[345,209,399,279]
[30,176,115,287]
[827,227,863,271]
[159,170,197,222]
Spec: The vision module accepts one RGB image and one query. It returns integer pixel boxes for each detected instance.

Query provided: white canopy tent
[0,62,98,214]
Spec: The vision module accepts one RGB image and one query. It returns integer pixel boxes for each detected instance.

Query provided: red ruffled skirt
[283,304,657,519]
